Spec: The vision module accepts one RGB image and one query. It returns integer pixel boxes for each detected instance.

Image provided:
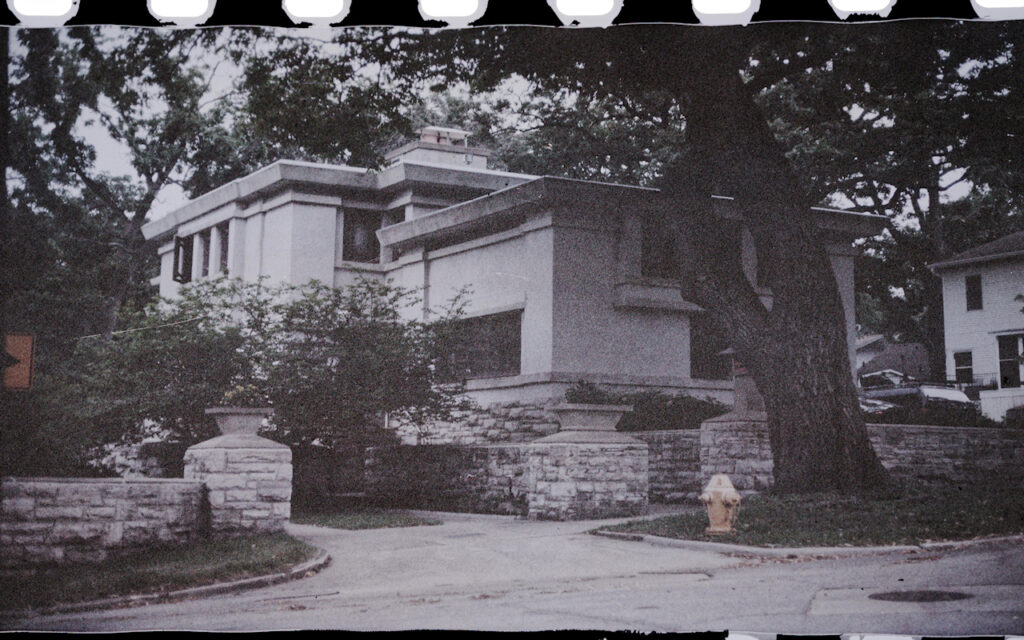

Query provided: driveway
[5,509,1024,633]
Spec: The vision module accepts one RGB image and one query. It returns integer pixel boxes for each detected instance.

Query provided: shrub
[12,277,472,474]
[564,381,730,431]
[864,400,1005,428]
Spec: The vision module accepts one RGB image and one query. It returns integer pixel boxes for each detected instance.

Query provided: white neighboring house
[930,230,1024,420]
[141,127,886,443]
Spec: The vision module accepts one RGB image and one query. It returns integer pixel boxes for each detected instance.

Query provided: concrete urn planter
[552,403,633,432]
[205,407,273,436]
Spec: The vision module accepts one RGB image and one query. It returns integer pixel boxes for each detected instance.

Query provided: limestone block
[4,498,36,520]
[224,489,259,503]
[34,506,84,520]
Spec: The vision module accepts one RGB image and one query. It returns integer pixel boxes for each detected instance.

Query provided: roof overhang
[929,250,1024,273]
[141,159,534,244]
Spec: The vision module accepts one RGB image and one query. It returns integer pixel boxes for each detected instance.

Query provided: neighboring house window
[965,274,983,311]
[173,236,193,283]
[953,351,973,383]
[449,310,522,379]
[998,334,1024,388]
[343,211,383,263]
[641,216,681,280]
[690,313,731,380]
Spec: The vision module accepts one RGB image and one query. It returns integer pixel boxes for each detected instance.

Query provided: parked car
[859,397,899,414]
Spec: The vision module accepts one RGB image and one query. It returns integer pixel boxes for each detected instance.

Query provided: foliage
[754,21,1024,376]
[603,481,1024,547]
[2,277,470,473]
[0,533,315,612]
[564,381,730,431]
[865,400,1005,429]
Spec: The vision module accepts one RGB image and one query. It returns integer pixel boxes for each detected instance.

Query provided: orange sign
[3,333,35,390]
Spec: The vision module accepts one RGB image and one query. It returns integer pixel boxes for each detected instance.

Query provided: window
[342,210,383,263]
[199,229,211,278]
[998,334,1024,388]
[966,274,983,311]
[953,351,973,384]
[216,223,229,274]
[172,236,193,283]
[448,310,522,379]
[690,313,731,380]
[641,215,681,280]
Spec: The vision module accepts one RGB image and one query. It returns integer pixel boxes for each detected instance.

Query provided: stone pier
[526,404,648,520]
[183,432,292,535]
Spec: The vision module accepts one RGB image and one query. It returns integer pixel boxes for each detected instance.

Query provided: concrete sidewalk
[5,508,1024,633]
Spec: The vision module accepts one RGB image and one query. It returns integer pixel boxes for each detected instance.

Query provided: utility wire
[74,316,206,341]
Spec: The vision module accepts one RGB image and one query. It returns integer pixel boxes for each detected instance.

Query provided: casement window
[953,351,973,384]
[172,236,193,283]
[966,274,983,311]
[172,224,229,284]
[216,223,229,274]
[342,210,383,263]
[448,310,522,379]
[641,215,681,280]
[199,229,211,278]
[998,334,1024,388]
[690,313,731,380]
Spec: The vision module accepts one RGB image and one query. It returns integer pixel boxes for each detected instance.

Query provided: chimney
[385,126,492,169]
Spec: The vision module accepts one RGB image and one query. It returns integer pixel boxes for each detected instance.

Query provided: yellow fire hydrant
[699,474,742,535]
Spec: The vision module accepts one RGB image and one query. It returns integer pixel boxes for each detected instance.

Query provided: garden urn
[205,407,273,436]
[700,473,742,535]
[551,403,633,432]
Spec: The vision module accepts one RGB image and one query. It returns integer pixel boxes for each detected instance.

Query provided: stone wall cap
[702,410,767,424]
[531,431,647,445]
[2,476,204,485]
[554,403,634,412]
[205,407,274,415]
[187,433,291,450]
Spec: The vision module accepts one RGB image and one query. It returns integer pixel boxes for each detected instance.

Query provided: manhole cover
[868,590,974,602]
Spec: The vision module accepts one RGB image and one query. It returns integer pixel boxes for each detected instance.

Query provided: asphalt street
[4,510,1023,634]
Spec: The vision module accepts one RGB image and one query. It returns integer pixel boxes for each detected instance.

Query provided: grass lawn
[291,507,443,530]
[602,484,1024,547]
[0,533,317,612]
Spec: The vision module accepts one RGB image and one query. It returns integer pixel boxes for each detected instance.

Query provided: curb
[591,529,1024,558]
[1,548,332,618]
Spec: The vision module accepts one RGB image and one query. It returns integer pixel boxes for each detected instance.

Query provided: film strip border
[477,630,1024,634]
[3,0,1024,27]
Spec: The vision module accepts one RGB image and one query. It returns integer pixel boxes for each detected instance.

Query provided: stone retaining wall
[699,419,775,492]
[868,423,1024,486]
[1,478,207,568]
[698,420,1024,492]
[395,401,562,445]
[365,444,529,515]
[632,430,702,502]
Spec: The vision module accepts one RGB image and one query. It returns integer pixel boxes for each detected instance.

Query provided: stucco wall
[1,478,207,568]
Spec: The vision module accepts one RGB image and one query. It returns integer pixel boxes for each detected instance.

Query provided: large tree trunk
[661,32,891,495]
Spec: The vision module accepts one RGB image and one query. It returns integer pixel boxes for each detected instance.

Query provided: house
[856,336,931,382]
[141,127,886,443]
[930,230,1024,420]
[855,334,887,372]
